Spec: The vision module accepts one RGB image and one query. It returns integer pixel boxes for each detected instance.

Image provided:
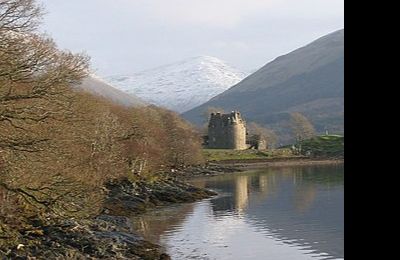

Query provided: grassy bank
[203,135,344,164]
[203,148,300,162]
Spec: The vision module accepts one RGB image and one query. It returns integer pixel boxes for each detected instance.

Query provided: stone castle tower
[207,111,247,150]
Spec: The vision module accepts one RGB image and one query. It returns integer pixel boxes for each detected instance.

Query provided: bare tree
[0,2,89,153]
[161,110,204,168]
[289,112,316,142]
[0,0,43,33]
[0,0,91,222]
[247,122,278,149]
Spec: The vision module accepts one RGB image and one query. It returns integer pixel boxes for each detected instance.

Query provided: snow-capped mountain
[106,56,248,113]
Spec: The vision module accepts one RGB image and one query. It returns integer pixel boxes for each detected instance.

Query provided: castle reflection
[200,165,343,216]
[130,165,344,259]
[198,165,343,257]
[234,175,249,212]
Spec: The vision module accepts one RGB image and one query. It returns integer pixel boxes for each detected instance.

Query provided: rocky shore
[103,178,217,216]
[2,217,167,259]
[0,178,216,259]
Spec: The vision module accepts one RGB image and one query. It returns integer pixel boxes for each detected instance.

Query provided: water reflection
[131,165,344,260]
[293,183,317,213]
[234,175,249,212]
[131,203,196,243]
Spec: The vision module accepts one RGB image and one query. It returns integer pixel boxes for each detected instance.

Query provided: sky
[39,0,344,77]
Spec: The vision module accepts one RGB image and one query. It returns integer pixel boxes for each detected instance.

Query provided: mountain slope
[76,75,146,107]
[106,56,247,113]
[183,29,344,141]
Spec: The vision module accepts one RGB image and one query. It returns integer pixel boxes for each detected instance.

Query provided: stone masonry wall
[207,111,247,150]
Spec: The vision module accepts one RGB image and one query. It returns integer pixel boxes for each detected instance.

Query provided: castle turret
[207,111,247,150]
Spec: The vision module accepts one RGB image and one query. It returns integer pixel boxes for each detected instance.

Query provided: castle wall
[230,123,247,150]
[207,111,247,150]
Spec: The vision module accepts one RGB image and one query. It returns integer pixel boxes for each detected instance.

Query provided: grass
[203,135,344,162]
[298,135,344,158]
[203,148,297,162]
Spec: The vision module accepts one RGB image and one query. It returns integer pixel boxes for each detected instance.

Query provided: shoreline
[1,178,216,259]
[177,157,344,178]
[212,157,344,170]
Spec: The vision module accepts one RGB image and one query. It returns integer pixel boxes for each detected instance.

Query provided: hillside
[183,29,344,142]
[106,56,247,113]
[76,75,146,107]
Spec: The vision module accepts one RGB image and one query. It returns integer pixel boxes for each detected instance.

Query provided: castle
[207,111,247,150]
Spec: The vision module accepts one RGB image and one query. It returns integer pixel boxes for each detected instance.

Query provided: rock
[103,178,216,216]
[95,215,133,232]
[160,253,172,260]
[2,218,167,259]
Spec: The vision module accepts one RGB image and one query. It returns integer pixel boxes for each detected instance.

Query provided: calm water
[131,165,344,260]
